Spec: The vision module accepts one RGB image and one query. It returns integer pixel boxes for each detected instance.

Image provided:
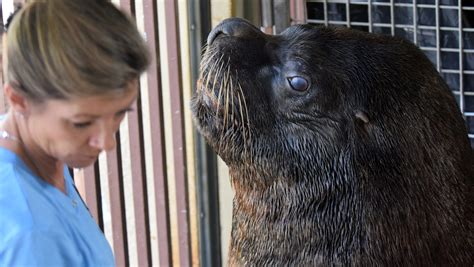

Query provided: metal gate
[305,0,474,147]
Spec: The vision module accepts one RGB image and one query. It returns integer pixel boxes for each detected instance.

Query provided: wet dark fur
[191,18,474,266]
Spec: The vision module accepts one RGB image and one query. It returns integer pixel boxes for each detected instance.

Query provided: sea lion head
[191,18,471,184]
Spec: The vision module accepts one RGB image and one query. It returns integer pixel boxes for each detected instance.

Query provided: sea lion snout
[207,17,266,46]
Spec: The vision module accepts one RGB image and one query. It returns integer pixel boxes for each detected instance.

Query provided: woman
[0,0,149,265]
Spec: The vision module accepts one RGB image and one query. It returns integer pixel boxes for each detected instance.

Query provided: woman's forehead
[39,86,138,117]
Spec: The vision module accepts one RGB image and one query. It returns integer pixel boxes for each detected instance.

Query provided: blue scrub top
[0,147,115,267]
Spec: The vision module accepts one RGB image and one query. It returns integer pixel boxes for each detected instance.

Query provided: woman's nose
[89,126,116,151]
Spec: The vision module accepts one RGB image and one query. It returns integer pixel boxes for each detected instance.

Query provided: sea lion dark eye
[287,76,309,91]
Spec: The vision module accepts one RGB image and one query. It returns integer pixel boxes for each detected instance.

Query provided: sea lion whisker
[214,57,227,122]
[200,47,213,72]
[203,54,218,96]
[230,70,235,128]
[238,82,253,161]
[223,62,231,131]
[237,87,248,158]
[218,61,233,153]
[210,53,226,92]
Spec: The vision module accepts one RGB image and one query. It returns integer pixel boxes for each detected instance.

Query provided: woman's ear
[4,83,28,114]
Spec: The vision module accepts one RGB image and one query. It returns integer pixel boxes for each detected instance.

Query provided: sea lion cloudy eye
[287,76,309,91]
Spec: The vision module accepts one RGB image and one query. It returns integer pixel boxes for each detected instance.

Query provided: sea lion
[191,18,474,266]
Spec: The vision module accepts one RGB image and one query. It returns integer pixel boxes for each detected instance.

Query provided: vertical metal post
[138,0,172,265]
[368,0,373,32]
[390,0,395,36]
[262,0,274,33]
[274,0,290,33]
[324,0,329,26]
[413,0,418,44]
[188,0,222,266]
[162,0,192,265]
[345,0,350,28]
[458,0,464,113]
[435,0,440,71]
[242,0,262,27]
[291,0,307,25]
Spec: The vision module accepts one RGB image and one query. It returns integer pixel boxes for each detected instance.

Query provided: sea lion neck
[228,163,362,266]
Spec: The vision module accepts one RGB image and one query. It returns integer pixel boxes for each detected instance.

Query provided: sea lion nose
[207,17,264,46]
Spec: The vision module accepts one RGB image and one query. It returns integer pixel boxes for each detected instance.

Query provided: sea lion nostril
[207,17,265,46]
[207,29,225,46]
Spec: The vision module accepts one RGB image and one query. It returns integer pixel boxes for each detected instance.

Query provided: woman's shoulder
[0,158,35,241]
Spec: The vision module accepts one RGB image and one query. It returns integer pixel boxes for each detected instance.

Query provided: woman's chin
[66,155,98,169]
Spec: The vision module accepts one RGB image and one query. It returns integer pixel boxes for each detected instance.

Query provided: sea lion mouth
[197,77,218,110]
[197,62,235,112]
[196,47,250,125]
[192,43,254,162]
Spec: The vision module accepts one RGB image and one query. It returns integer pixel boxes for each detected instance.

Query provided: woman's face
[24,81,138,168]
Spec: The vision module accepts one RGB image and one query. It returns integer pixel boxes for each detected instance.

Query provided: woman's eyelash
[72,108,133,128]
[117,108,134,116]
[73,121,93,128]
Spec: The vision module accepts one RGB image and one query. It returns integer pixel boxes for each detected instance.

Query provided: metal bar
[390,0,395,36]
[345,0,350,28]
[324,0,328,26]
[163,0,192,266]
[413,0,418,44]
[368,0,373,33]
[307,0,458,8]
[305,20,466,32]
[140,0,172,265]
[458,92,474,96]
[291,0,307,25]
[177,0,200,262]
[435,0,440,71]
[188,0,222,266]
[457,0,464,113]
[441,70,474,74]
[261,0,274,33]
[274,0,290,33]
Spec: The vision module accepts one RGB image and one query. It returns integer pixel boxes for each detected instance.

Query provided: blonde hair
[5,0,150,101]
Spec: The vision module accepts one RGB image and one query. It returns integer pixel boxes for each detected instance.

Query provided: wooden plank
[116,1,151,265]
[140,0,173,265]
[163,0,192,266]
[74,164,101,227]
[125,102,151,266]
[105,145,128,266]
[274,0,290,33]
[291,0,307,25]
[177,0,200,265]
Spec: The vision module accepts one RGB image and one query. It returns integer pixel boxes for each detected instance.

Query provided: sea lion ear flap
[354,110,371,136]
[354,110,370,124]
